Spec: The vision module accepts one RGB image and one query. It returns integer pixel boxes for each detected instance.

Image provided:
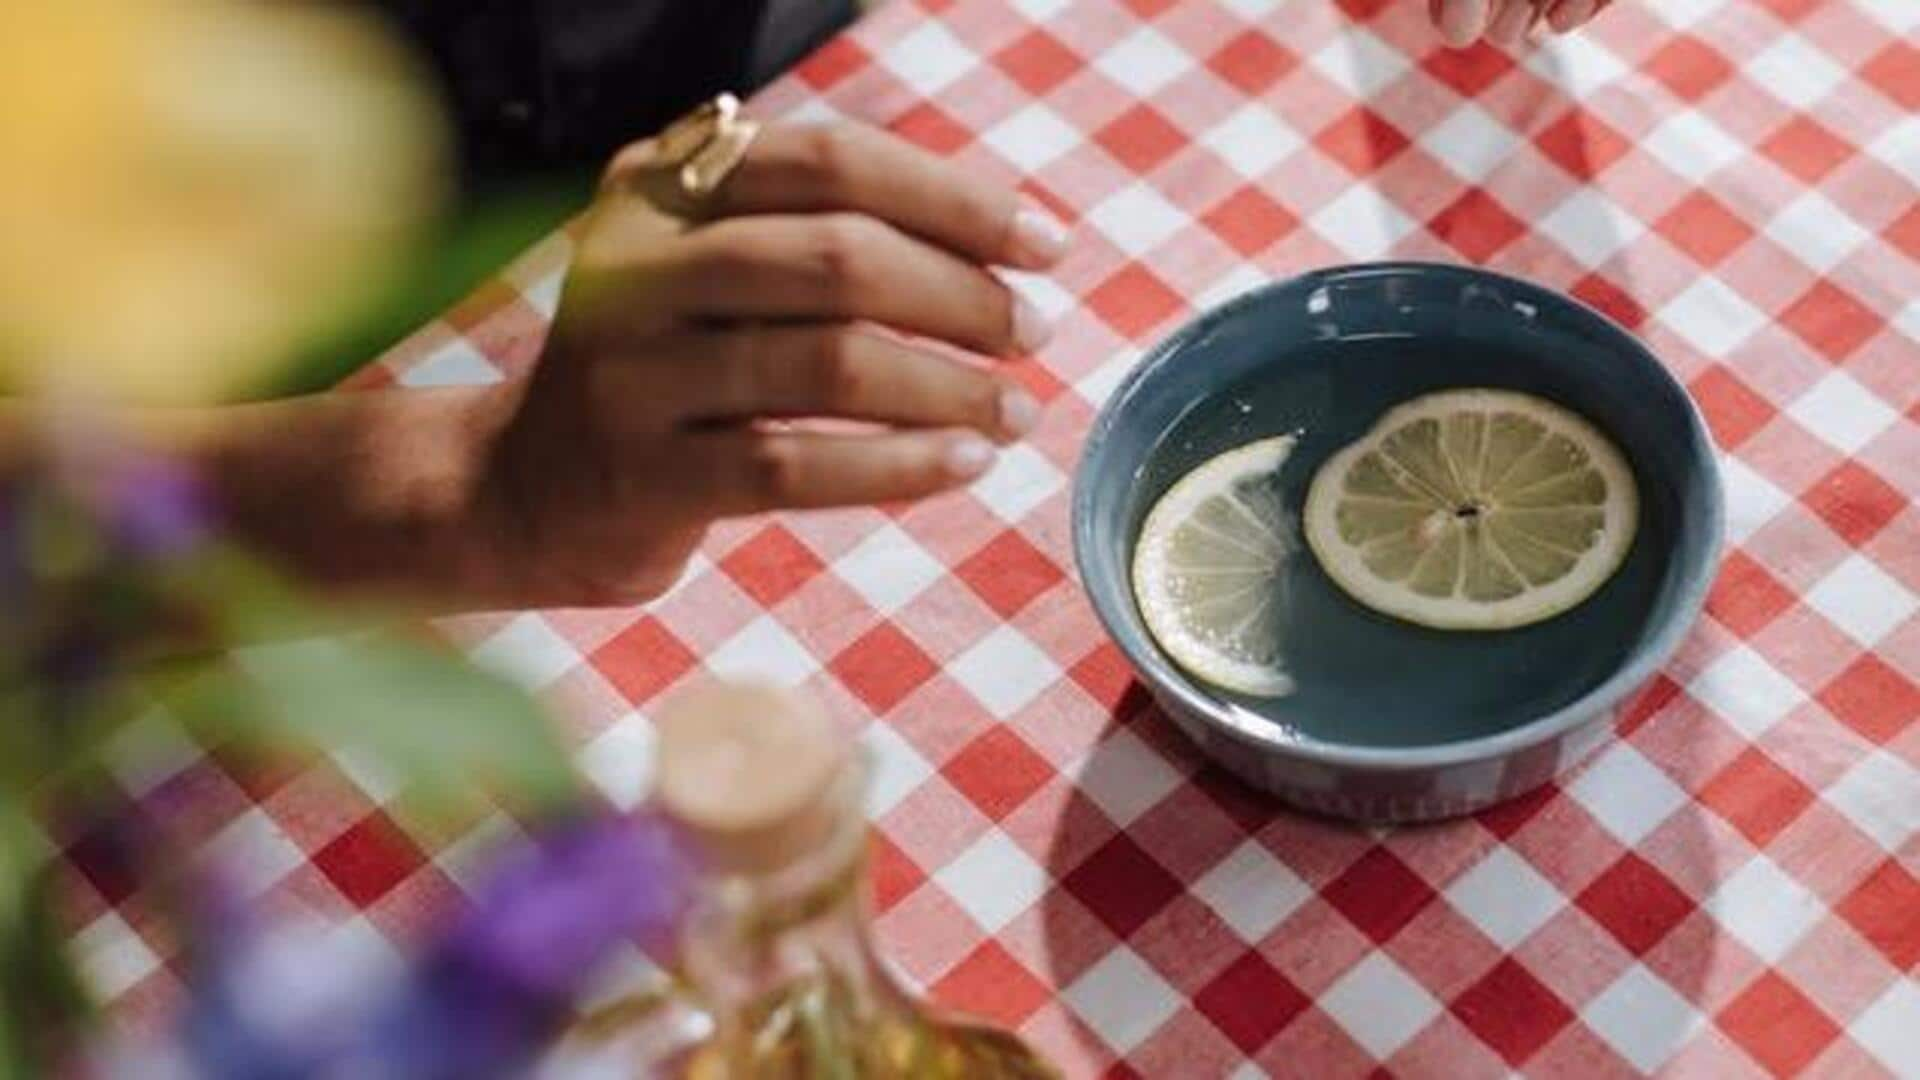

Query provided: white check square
[1659,276,1769,356]
[1537,187,1646,269]
[1643,111,1746,184]
[1092,27,1190,97]
[881,22,977,95]
[1320,953,1443,1059]
[981,104,1080,173]
[1805,555,1917,647]
[1445,846,1566,949]
[471,613,580,691]
[1063,947,1182,1054]
[1073,727,1185,827]
[1566,745,1690,846]
[1823,750,1920,852]
[1717,454,1791,544]
[1747,35,1848,108]
[948,625,1062,718]
[1421,104,1521,184]
[707,614,821,688]
[1707,855,1821,963]
[1085,182,1188,257]
[1787,372,1897,455]
[1688,644,1807,737]
[1201,104,1303,180]
[833,523,946,615]
[935,831,1049,931]
[1767,192,1869,275]
[1193,839,1312,942]
[1583,965,1703,1074]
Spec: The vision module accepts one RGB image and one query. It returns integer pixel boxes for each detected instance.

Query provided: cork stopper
[652,680,851,874]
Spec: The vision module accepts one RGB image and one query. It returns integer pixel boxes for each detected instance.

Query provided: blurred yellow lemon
[0,0,446,403]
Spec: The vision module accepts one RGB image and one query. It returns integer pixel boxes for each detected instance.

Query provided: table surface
[66,1,1919,1076]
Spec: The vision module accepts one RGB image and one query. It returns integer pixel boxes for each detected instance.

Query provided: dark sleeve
[374,0,776,190]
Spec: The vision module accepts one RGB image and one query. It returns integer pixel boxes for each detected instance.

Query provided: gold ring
[626,93,761,219]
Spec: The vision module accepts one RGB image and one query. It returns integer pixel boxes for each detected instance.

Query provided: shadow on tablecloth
[1037,675,1721,1076]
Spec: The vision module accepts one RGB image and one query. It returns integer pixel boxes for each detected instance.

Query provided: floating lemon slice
[1303,389,1637,631]
[1131,435,1298,697]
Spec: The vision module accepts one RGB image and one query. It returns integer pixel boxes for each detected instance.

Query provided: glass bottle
[562,681,1060,1080]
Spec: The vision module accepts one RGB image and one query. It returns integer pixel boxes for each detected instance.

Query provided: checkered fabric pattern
[57,0,1919,1075]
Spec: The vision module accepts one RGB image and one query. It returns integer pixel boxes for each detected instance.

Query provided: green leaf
[266,178,590,396]
[0,799,90,1078]
[162,633,578,820]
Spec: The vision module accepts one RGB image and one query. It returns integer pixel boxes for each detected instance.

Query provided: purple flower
[371,813,693,1078]
[103,454,209,558]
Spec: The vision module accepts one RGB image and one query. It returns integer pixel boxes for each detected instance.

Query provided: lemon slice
[1303,388,1637,631]
[1131,435,1298,697]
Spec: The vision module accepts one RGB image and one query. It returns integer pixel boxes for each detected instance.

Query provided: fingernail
[1012,294,1052,353]
[1438,0,1491,46]
[999,386,1040,438]
[944,436,996,479]
[1548,0,1592,32]
[1010,207,1071,267]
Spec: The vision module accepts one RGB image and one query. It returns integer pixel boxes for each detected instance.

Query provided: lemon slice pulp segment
[1302,388,1637,631]
[1131,435,1298,697]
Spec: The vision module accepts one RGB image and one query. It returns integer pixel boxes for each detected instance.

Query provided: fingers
[647,213,1047,356]
[690,427,997,514]
[698,124,1070,271]
[1433,0,1492,47]
[1486,0,1537,45]
[1546,0,1597,32]
[596,326,1039,441]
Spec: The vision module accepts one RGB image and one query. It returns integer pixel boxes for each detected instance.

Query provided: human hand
[1430,0,1611,47]
[473,122,1070,607]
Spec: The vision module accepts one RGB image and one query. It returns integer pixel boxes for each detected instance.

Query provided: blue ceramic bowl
[1073,263,1723,822]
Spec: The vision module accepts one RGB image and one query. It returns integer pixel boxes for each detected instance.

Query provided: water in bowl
[1130,335,1669,749]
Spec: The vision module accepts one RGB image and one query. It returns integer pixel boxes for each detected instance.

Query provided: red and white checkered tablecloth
[59,0,1919,1075]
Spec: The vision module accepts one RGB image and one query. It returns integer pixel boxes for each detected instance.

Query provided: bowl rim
[1071,260,1726,771]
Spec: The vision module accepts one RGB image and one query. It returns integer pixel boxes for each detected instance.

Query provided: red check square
[1063,833,1184,938]
[1576,852,1695,955]
[1094,104,1187,174]
[830,624,938,714]
[1314,107,1410,175]
[1863,41,1920,111]
[1535,109,1632,180]
[1087,265,1185,339]
[1706,552,1796,637]
[1690,366,1778,448]
[1202,187,1300,256]
[313,812,425,908]
[1450,959,1575,1068]
[1759,117,1855,186]
[1320,847,1436,944]
[1801,461,1905,546]
[1780,282,1883,363]
[993,30,1082,96]
[932,940,1053,1027]
[1816,656,1920,745]
[1194,952,1311,1053]
[1207,31,1297,95]
[942,726,1057,821]
[1698,747,1817,847]
[1645,37,1736,102]
[1835,859,1920,971]
[1429,190,1527,262]
[590,617,699,706]
[1717,973,1843,1078]
[720,525,826,607]
[1658,192,1754,268]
